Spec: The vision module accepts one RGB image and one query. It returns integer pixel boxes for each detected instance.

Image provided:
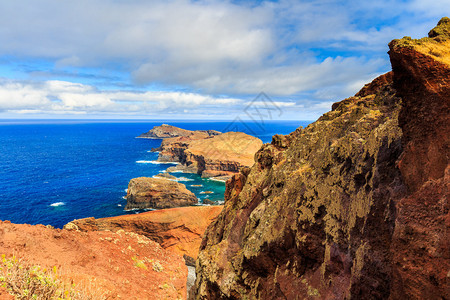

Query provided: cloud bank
[0,0,448,119]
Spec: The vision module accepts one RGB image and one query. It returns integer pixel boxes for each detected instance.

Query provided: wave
[136,160,179,165]
[50,202,65,207]
[174,177,194,182]
[208,177,227,183]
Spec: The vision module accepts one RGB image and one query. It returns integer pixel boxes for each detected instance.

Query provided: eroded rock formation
[125,177,198,210]
[193,18,449,299]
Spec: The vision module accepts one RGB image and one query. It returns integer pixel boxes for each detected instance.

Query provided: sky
[0,0,448,120]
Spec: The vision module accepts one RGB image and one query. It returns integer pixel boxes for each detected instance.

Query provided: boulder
[202,199,215,205]
[125,177,197,210]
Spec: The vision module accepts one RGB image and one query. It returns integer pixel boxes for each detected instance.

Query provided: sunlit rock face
[192,18,449,300]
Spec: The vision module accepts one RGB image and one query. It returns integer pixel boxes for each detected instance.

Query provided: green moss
[131,256,148,270]
[428,17,450,38]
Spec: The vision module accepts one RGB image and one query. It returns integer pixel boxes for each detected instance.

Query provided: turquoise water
[0,120,308,228]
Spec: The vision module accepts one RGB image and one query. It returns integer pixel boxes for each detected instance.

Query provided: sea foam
[50,202,65,207]
[175,177,194,182]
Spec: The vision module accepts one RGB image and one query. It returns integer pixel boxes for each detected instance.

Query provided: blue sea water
[0,119,309,228]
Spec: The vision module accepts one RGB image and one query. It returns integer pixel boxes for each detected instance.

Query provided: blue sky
[0,0,448,120]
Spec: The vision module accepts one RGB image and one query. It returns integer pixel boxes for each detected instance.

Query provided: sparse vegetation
[131,256,147,270]
[0,254,107,300]
[391,17,450,66]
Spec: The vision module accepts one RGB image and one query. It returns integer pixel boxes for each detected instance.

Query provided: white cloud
[0,79,242,115]
[0,0,447,119]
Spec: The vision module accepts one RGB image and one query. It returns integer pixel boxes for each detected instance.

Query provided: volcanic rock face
[388,17,450,299]
[65,206,223,260]
[389,18,450,192]
[125,177,198,210]
[194,74,403,299]
[193,18,449,300]
[0,220,187,299]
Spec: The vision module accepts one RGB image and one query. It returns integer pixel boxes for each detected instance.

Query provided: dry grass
[0,254,108,300]
[392,17,450,66]
[413,39,450,66]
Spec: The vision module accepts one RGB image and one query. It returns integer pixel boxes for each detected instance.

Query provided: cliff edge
[193,18,449,299]
[65,205,223,261]
[0,220,187,299]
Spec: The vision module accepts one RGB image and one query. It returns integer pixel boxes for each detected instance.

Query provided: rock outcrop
[138,124,221,139]
[65,206,223,260]
[0,220,187,299]
[193,18,449,299]
[125,177,198,210]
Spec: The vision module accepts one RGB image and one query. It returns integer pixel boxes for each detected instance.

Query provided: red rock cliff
[192,18,449,299]
[388,17,450,299]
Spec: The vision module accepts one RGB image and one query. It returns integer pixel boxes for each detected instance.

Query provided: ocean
[0,119,309,228]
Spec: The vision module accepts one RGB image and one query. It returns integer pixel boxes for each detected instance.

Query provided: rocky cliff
[193,18,449,299]
[388,17,450,299]
[0,220,187,299]
[65,206,223,261]
[125,177,198,210]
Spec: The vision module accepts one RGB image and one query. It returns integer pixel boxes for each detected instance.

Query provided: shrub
[0,254,107,300]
